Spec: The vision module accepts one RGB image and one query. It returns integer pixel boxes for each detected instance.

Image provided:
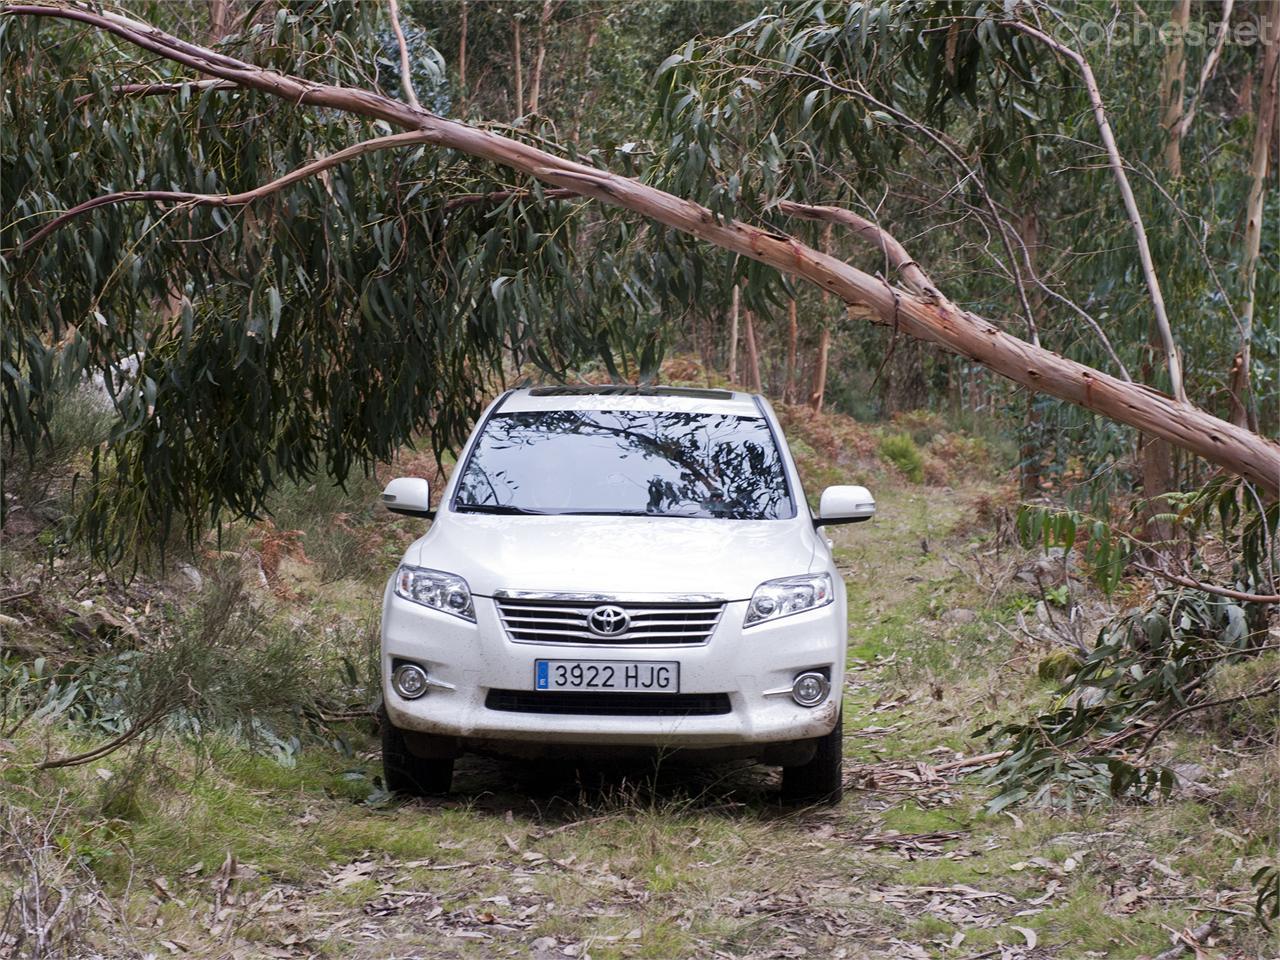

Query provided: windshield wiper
[453,503,551,515]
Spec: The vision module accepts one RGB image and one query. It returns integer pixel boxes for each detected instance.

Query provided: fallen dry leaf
[1011,924,1038,949]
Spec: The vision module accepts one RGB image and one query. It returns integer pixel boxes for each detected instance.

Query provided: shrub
[879,433,924,483]
[9,564,317,771]
[891,409,945,446]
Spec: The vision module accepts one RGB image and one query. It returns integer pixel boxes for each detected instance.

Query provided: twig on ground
[534,814,621,838]
[1152,920,1216,960]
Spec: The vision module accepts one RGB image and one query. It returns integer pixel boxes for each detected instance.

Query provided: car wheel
[379,706,453,797]
[780,710,843,806]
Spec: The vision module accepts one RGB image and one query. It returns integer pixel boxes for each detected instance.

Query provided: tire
[780,710,843,806]
[379,706,454,797]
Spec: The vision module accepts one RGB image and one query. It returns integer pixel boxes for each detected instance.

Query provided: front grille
[485,689,732,716]
[493,596,725,645]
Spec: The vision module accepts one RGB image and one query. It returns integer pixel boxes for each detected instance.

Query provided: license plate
[534,659,679,693]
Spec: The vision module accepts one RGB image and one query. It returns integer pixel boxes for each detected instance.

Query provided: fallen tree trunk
[6,3,1279,495]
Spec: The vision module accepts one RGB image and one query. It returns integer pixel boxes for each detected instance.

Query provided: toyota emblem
[587,604,630,636]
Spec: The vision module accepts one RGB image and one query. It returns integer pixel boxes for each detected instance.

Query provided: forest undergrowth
[1,364,1276,960]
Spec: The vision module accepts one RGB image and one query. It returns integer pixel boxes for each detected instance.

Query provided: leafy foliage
[1,0,1276,559]
[0,3,682,561]
[649,0,1277,490]
[1255,864,1280,930]
[0,567,371,766]
[980,480,1277,811]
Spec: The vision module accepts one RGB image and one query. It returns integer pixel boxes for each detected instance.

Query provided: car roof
[498,385,763,417]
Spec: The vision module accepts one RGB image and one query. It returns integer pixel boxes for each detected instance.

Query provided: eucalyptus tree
[1,0,1276,562]
[652,1,1277,487]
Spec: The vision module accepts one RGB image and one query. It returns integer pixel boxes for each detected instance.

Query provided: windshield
[452,409,795,520]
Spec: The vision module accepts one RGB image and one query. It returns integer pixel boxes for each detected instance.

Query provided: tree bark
[783,298,798,403]
[7,3,1280,495]
[571,14,600,143]
[744,308,763,394]
[1144,5,1194,545]
[1232,8,1279,431]
[528,0,554,115]
[727,284,740,385]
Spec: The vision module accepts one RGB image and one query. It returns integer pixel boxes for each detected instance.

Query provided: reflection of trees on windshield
[454,411,794,520]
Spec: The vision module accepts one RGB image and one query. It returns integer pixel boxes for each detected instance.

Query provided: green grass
[879,433,925,483]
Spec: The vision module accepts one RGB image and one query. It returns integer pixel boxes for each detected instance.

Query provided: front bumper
[380,585,845,752]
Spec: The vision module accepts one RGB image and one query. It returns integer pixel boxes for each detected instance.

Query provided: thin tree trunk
[10,5,1280,495]
[783,298,798,403]
[528,0,553,115]
[458,0,467,111]
[1159,0,1191,178]
[1177,0,1235,143]
[727,284,740,385]
[571,16,599,143]
[1018,207,1044,497]
[810,328,830,413]
[1232,9,1279,431]
[388,0,420,110]
[1138,1,1197,546]
[744,308,763,394]
[512,16,523,118]
[207,0,227,40]
[810,223,833,413]
[1008,21,1186,404]
[699,311,713,383]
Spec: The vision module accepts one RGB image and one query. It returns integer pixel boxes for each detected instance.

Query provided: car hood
[406,513,821,599]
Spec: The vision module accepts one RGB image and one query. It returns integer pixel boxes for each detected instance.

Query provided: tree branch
[1136,679,1280,759]
[21,130,432,250]
[777,200,939,299]
[386,0,420,110]
[443,187,579,210]
[72,78,238,106]
[1004,19,1186,403]
[5,2,1279,494]
[1132,562,1280,604]
[809,68,1041,346]
[36,698,170,769]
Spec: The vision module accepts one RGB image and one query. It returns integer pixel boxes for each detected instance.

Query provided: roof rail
[526,385,737,400]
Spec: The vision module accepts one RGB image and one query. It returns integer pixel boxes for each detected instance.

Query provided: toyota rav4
[378,386,875,804]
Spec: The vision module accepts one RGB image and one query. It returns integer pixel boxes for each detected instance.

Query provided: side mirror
[381,477,433,517]
[815,485,875,526]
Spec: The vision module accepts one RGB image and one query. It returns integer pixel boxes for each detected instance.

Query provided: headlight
[744,574,833,627]
[394,565,476,621]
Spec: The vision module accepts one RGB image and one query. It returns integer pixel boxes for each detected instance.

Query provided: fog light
[392,662,429,700]
[791,671,830,707]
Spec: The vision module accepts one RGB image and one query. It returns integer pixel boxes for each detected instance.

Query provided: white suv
[378,386,874,804]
